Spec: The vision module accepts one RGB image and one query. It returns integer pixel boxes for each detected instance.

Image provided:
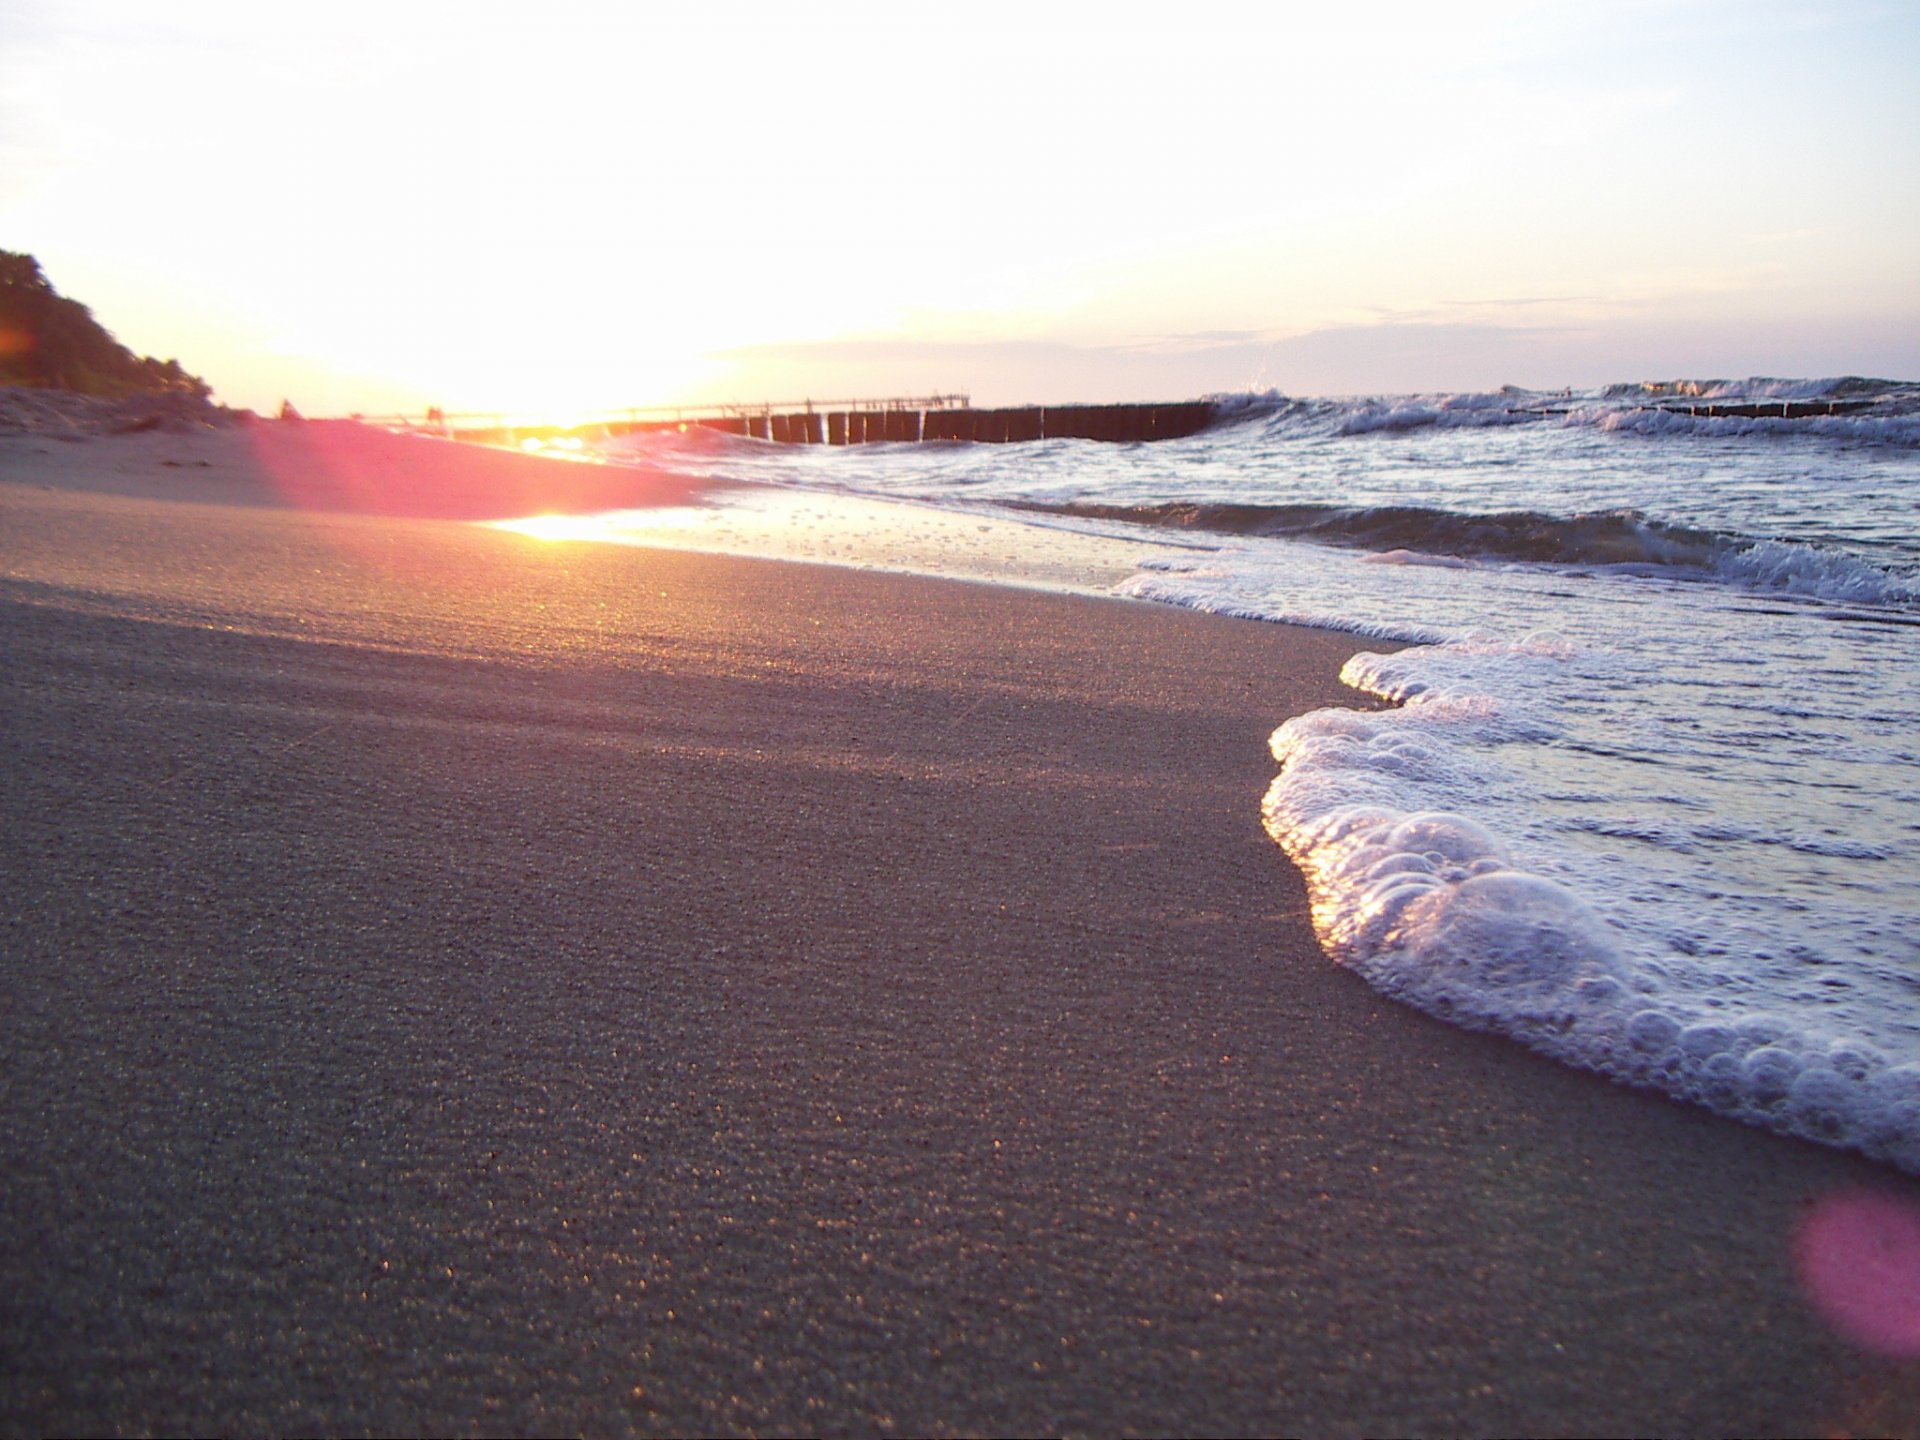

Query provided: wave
[1199,378,1920,445]
[1587,405,1920,444]
[1598,375,1909,402]
[1012,499,1917,608]
[1010,499,1722,563]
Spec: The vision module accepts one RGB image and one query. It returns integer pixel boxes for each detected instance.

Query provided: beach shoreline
[2,426,1913,1435]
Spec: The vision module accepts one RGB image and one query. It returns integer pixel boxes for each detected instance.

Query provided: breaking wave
[1201,377,1920,445]
[1011,499,1918,608]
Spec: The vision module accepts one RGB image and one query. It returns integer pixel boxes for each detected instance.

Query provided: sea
[498,377,1920,1173]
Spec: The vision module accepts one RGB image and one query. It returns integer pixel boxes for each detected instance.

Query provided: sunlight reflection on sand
[485,486,1170,597]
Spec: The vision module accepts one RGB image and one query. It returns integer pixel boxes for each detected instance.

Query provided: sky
[3,0,1917,417]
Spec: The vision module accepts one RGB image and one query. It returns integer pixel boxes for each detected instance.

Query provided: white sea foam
[1336,398,1545,436]
[1714,539,1919,605]
[1266,639,1920,1173]
[1359,549,1473,569]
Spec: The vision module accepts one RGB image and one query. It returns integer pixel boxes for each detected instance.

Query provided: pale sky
[4,0,1916,416]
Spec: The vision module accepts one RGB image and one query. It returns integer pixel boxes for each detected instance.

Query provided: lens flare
[1796,1189,1920,1355]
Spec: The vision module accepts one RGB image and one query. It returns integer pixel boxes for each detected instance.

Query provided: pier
[362,395,1219,448]
[349,394,1872,450]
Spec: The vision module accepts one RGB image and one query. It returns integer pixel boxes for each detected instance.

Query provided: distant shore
[0,422,1908,1435]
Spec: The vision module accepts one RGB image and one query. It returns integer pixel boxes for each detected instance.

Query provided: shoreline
[2,429,1914,1434]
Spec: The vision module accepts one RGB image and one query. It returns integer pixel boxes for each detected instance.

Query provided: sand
[2,420,1915,1437]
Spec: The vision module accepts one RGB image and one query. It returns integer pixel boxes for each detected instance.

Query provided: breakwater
[374,393,1875,452]
[384,396,1219,447]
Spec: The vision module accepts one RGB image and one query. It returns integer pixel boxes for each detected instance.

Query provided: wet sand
[1,424,1914,1436]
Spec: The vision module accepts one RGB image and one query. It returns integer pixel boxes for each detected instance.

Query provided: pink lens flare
[1796,1189,1920,1355]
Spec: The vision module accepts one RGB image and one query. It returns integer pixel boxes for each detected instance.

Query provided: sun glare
[490,512,614,543]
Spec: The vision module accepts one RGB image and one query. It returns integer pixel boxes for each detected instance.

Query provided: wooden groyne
[1649,398,1875,419]
[1474,398,1877,422]
[356,393,1874,451]
[921,403,1215,443]
[1500,399,1875,420]
[370,395,1218,447]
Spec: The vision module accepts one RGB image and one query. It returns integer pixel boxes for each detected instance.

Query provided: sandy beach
[2,421,1915,1436]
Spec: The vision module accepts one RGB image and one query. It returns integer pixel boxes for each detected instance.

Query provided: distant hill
[0,250,211,400]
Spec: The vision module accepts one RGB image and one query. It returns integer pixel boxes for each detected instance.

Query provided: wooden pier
[351,393,1874,452]
[366,395,1219,448]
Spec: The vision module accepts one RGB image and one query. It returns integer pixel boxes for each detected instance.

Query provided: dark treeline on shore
[0,250,211,401]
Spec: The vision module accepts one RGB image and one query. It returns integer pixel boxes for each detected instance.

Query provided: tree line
[1,249,211,400]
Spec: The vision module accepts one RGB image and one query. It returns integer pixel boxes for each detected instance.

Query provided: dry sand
[3,421,1917,1436]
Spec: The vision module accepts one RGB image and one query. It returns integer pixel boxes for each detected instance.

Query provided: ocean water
[508,378,1920,1172]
